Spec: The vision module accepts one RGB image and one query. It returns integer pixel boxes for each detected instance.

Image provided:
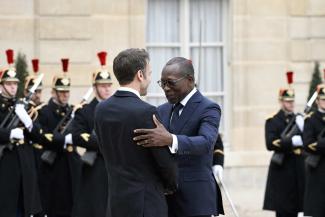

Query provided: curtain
[146,0,225,111]
[147,0,181,105]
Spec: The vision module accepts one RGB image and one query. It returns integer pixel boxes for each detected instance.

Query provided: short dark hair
[113,48,150,85]
[164,57,195,77]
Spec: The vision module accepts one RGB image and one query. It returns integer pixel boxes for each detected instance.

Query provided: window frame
[145,0,230,146]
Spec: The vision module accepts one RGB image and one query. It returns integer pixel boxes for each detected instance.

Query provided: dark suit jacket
[158,90,221,217]
[94,90,177,217]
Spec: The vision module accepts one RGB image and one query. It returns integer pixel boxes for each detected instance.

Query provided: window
[146,0,229,141]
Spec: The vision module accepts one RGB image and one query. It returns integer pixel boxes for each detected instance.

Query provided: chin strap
[94,86,106,101]
[54,90,67,107]
[1,84,16,99]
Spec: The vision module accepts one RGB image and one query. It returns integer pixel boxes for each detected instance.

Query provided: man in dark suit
[134,57,222,217]
[71,51,113,217]
[94,48,177,217]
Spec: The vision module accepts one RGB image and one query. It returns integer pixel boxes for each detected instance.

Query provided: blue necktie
[170,103,183,133]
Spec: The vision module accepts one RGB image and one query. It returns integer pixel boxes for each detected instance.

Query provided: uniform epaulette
[29,101,36,107]
[304,111,314,120]
[34,103,46,111]
[28,103,46,121]
[266,112,276,121]
[214,149,224,155]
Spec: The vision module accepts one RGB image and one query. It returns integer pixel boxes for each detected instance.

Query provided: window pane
[190,0,223,43]
[147,0,180,43]
[208,96,224,133]
[145,95,168,107]
[146,47,180,105]
[190,47,224,92]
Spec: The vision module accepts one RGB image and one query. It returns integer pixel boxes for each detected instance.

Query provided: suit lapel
[160,104,173,130]
[173,91,202,134]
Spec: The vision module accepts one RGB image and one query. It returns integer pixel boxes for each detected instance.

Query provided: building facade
[1,0,325,215]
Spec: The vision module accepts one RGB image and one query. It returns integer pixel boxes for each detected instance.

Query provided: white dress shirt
[118,87,141,98]
[169,87,197,153]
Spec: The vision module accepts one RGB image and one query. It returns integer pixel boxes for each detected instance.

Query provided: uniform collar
[49,98,70,116]
[318,108,325,113]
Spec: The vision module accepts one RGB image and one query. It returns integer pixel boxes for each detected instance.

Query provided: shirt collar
[179,87,197,107]
[118,87,141,98]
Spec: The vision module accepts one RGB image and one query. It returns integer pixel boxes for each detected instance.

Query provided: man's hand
[292,135,303,147]
[213,165,223,183]
[65,133,73,145]
[133,115,173,147]
[10,128,24,140]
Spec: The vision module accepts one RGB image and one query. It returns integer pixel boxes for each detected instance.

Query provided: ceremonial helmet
[92,51,113,85]
[279,71,295,101]
[52,58,71,91]
[25,59,43,91]
[0,49,19,83]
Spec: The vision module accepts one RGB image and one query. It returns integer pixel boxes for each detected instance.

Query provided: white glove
[295,115,304,132]
[292,135,303,147]
[64,133,73,145]
[10,128,24,140]
[213,165,223,182]
[15,104,33,131]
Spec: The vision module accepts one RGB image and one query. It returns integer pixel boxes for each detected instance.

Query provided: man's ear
[137,70,143,81]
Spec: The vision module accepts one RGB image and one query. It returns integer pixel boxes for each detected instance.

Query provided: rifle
[0,74,44,159]
[216,176,240,217]
[41,87,93,165]
[271,91,318,166]
[281,91,318,140]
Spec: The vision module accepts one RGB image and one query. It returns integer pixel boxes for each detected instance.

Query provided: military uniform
[21,59,50,217]
[32,59,81,217]
[213,135,224,167]
[212,135,224,215]
[0,49,41,217]
[71,51,111,217]
[263,74,305,217]
[25,58,45,173]
[303,84,325,217]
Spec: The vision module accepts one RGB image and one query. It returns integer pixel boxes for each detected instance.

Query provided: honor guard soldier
[24,59,43,106]
[0,49,41,217]
[212,134,225,216]
[24,59,46,214]
[263,72,305,217]
[71,51,113,217]
[33,58,80,217]
[303,82,325,217]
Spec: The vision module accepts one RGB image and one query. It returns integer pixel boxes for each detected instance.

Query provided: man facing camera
[94,48,177,217]
[134,57,222,217]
